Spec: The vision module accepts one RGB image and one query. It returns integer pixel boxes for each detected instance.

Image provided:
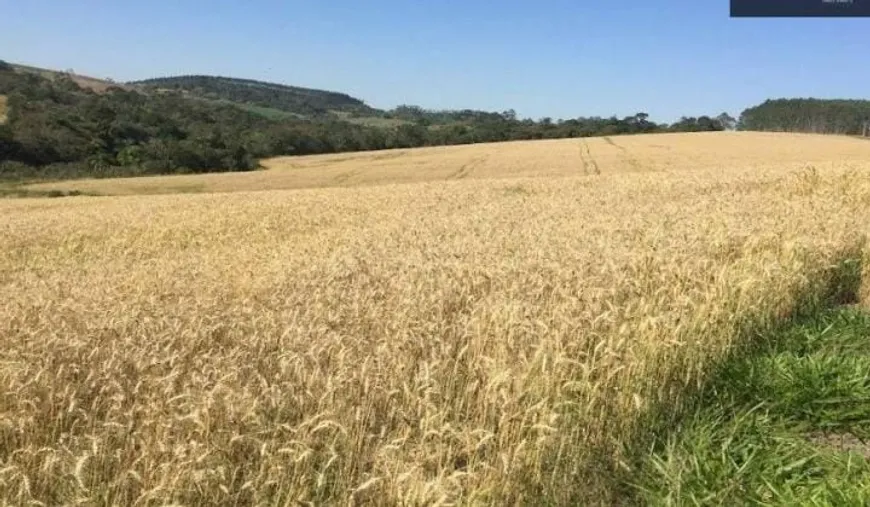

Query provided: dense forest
[132,75,377,118]
[0,61,730,181]
[738,99,870,135]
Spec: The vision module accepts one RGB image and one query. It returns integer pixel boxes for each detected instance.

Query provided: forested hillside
[739,99,870,135]
[132,75,377,118]
[0,64,388,179]
[0,59,729,182]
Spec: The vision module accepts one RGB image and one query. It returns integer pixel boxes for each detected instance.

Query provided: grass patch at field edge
[632,305,870,505]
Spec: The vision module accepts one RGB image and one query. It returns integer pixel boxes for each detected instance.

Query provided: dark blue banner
[732,0,870,17]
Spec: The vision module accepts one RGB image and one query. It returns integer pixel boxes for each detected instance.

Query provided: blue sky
[2,0,868,122]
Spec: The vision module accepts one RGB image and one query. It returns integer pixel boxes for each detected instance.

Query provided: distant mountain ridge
[130,75,380,119]
[6,62,381,121]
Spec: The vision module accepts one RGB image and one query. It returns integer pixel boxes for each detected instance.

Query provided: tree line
[738,98,870,135]
[0,61,730,181]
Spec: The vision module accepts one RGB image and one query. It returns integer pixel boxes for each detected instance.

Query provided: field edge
[614,250,869,504]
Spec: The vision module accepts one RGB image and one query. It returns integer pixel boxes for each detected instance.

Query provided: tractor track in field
[333,168,361,184]
[604,136,645,172]
[602,136,626,152]
[450,155,487,179]
[579,140,601,175]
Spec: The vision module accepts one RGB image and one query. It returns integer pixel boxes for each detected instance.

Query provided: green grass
[328,109,411,128]
[634,307,870,505]
[235,102,302,120]
[341,115,410,128]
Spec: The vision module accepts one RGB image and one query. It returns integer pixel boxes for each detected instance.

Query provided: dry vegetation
[4,133,870,504]
[0,95,7,125]
[22,131,870,196]
[11,64,129,94]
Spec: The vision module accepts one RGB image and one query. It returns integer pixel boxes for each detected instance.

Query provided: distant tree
[668,115,727,132]
[696,116,717,131]
[623,112,656,133]
[631,112,650,127]
[715,112,737,130]
[0,60,12,72]
[0,124,18,159]
[390,124,428,148]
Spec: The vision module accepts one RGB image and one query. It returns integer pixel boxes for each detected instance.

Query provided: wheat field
[4,133,870,505]
[22,131,870,196]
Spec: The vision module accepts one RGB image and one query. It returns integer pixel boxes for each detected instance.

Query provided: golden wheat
[22,131,870,196]
[4,133,870,505]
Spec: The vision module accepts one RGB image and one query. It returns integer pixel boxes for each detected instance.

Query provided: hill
[0,59,728,183]
[10,62,129,93]
[5,63,375,121]
[0,61,412,180]
[131,75,379,119]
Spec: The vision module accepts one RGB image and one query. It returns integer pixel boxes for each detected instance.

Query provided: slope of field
[4,132,870,504]
[23,131,870,196]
